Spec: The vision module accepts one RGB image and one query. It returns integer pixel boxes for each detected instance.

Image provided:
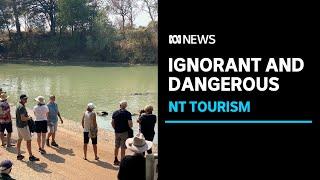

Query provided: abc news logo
[169,34,216,45]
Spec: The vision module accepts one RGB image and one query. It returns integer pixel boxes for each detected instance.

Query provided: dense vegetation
[0,0,158,64]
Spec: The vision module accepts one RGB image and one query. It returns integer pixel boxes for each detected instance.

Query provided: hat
[34,96,45,104]
[87,103,95,110]
[0,160,13,171]
[19,94,28,100]
[125,133,153,153]
[0,93,9,101]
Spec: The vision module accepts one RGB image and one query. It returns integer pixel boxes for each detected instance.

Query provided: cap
[19,94,28,100]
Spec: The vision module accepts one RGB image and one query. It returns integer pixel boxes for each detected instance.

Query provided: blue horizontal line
[165,120,312,124]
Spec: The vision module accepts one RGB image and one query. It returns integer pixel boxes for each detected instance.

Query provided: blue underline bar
[165,120,313,124]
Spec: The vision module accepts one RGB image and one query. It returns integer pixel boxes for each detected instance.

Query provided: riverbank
[0,105,157,179]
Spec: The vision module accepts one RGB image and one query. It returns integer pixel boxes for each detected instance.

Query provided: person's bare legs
[52,132,56,142]
[47,132,52,140]
[120,148,126,160]
[37,133,41,149]
[93,144,98,159]
[27,140,32,156]
[114,147,119,159]
[83,144,88,159]
[17,139,22,155]
[6,133,11,147]
[41,133,46,149]
[0,132,4,145]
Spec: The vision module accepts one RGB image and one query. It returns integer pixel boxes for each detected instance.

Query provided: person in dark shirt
[15,94,40,162]
[112,101,133,165]
[118,133,153,180]
[137,105,157,154]
[0,159,15,180]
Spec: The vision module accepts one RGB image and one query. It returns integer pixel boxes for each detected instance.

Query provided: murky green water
[0,63,158,143]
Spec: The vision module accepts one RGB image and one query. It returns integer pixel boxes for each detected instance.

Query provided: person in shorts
[137,105,157,154]
[33,96,49,154]
[0,92,13,147]
[81,103,99,160]
[16,94,39,161]
[112,101,133,165]
[46,95,63,147]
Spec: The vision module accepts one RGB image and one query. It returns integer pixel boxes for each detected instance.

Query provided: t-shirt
[0,100,11,123]
[47,102,59,123]
[16,103,28,128]
[33,104,49,121]
[112,109,132,133]
[139,114,157,138]
[118,155,146,180]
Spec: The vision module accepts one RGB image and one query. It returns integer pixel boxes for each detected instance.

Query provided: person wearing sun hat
[33,96,49,155]
[0,92,13,148]
[0,159,15,180]
[118,133,153,180]
[81,103,99,160]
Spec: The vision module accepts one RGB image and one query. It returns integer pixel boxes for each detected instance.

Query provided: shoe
[39,148,46,154]
[113,159,120,166]
[51,141,59,147]
[29,155,40,161]
[17,154,25,160]
[46,139,50,147]
[95,157,100,160]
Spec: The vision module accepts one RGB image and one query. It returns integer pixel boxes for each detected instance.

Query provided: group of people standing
[0,90,63,162]
[1,87,157,180]
[82,100,157,180]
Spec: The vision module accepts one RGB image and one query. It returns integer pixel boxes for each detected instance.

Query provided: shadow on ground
[52,146,75,156]
[26,161,52,174]
[87,159,119,170]
[42,153,65,163]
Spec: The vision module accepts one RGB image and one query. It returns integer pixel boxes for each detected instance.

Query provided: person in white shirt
[33,96,49,154]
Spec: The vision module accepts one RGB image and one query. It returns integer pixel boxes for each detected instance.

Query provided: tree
[58,0,91,35]
[141,0,157,23]
[0,0,13,40]
[29,0,57,34]
[12,0,21,37]
[108,0,130,31]
[126,0,138,28]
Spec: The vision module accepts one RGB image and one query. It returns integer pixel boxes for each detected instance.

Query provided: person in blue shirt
[46,95,63,147]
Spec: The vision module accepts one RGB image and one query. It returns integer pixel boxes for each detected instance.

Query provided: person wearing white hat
[0,92,13,147]
[33,96,49,155]
[118,133,153,180]
[81,103,99,160]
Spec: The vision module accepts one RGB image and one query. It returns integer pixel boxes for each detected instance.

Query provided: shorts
[17,126,32,141]
[84,132,97,144]
[48,122,58,133]
[0,122,13,133]
[35,120,48,133]
[115,131,128,149]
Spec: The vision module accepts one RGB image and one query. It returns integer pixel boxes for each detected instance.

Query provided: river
[0,63,158,143]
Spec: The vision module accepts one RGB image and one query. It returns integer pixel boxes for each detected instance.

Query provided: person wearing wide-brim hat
[118,133,153,180]
[0,159,15,180]
[0,92,13,148]
[33,96,49,155]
